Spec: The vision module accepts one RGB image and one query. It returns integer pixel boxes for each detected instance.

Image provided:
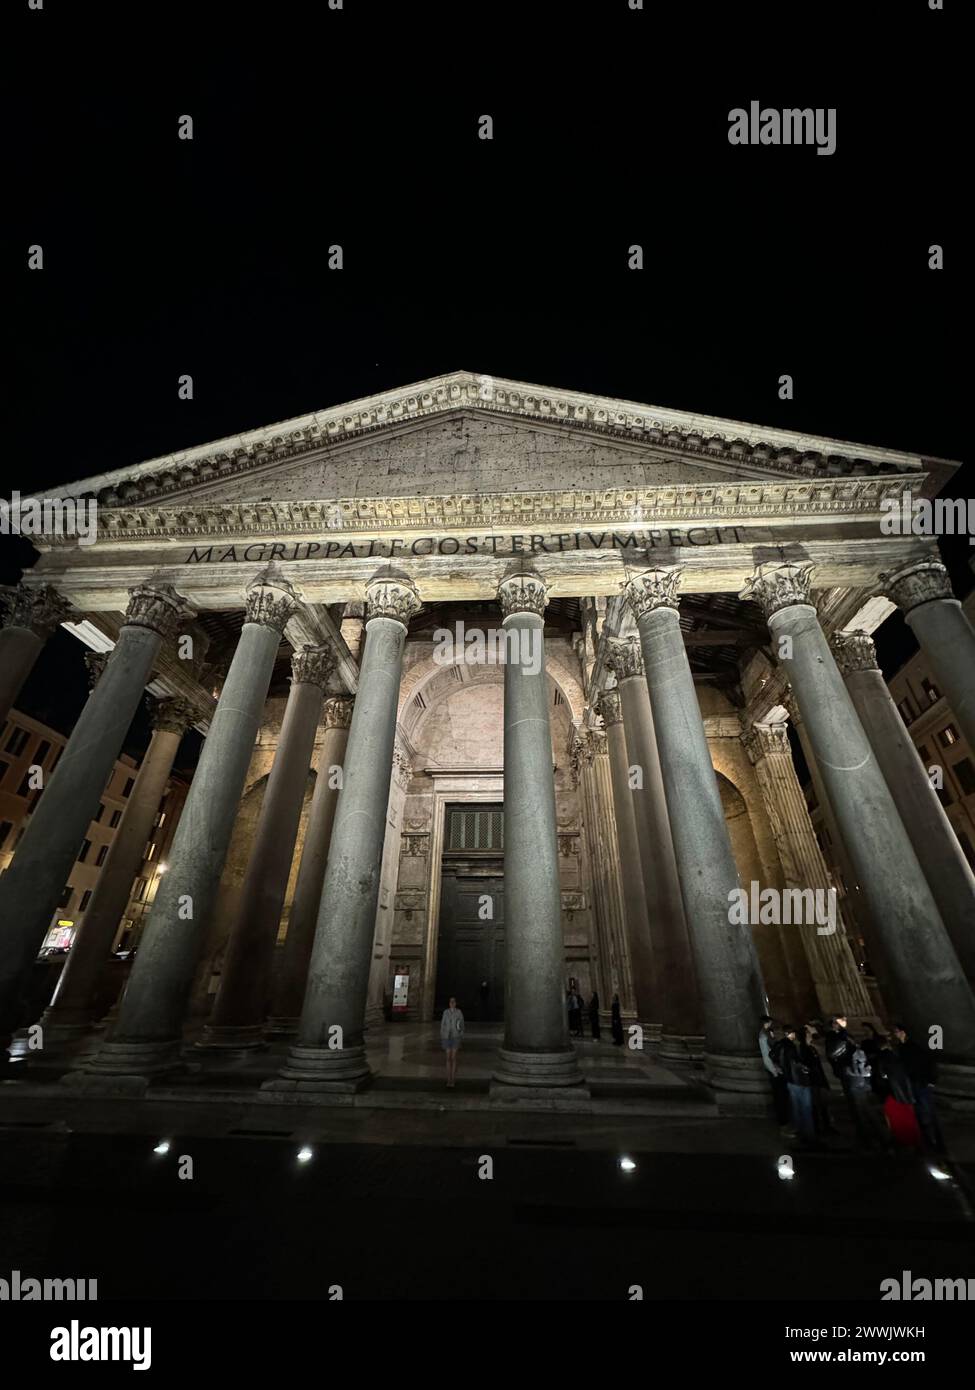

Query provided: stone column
[200,646,334,1049]
[267,696,353,1034]
[882,559,975,752]
[831,630,975,987]
[74,566,300,1084]
[41,697,196,1042]
[597,690,657,1029]
[0,584,73,726]
[490,570,584,1093]
[266,572,420,1093]
[742,721,874,1019]
[574,723,636,1018]
[624,566,767,1104]
[607,638,700,1047]
[743,563,975,1095]
[0,584,190,1049]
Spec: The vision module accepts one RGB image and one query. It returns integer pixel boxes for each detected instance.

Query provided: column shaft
[578,725,636,1016]
[884,562,975,751]
[0,585,71,726]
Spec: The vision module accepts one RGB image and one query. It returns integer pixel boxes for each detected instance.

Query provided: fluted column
[623,566,767,1104]
[73,565,300,1084]
[607,639,699,1045]
[266,572,420,1093]
[743,562,975,1096]
[201,646,334,1049]
[742,721,873,1018]
[491,570,584,1091]
[596,690,657,1028]
[0,583,73,726]
[832,630,975,987]
[575,724,636,1017]
[41,697,196,1042]
[267,695,353,1034]
[882,560,975,752]
[0,583,191,1051]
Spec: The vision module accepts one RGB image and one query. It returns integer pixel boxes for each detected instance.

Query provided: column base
[261,1042,372,1094]
[363,1005,385,1032]
[37,1007,96,1046]
[935,1061,975,1110]
[195,1023,268,1052]
[70,1036,184,1085]
[705,1051,770,1115]
[658,1033,706,1065]
[264,1016,299,1038]
[491,1046,585,1089]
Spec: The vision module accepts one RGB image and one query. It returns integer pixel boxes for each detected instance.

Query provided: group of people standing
[566,980,626,1045]
[759,1013,945,1154]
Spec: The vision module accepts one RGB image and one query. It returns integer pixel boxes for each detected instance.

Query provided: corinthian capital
[740,562,814,620]
[742,721,790,765]
[622,566,682,620]
[322,696,354,731]
[365,572,421,627]
[606,636,643,681]
[497,570,547,620]
[291,645,335,690]
[152,697,196,736]
[84,650,109,690]
[124,583,195,641]
[0,583,74,638]
[245,565,301,634]
[880,560,954,614]
[829,630,879,676]
[597,689,622,727]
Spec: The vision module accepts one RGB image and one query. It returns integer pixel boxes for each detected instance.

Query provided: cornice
[45,475,925,549]
[40,372,936,511]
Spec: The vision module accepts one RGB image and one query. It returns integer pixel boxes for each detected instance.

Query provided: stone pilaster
[0,582,192,1054]
[267,572,420,1093]
[831,629,975,988]
[200,645,334,1049]
[492,570,585,1093]
[0,583,73,726]
[71,566,300,1084]
[743,562,975,1099]
[742,720,873,1019]
[623,564,767,1107]
[881,560,975,752]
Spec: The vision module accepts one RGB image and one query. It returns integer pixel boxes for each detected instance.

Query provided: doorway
[434,804,505,1022]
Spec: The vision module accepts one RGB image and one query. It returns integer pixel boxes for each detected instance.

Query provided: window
[123,777,135,798]
[0,820,13,849]
[93,802,105,823]
[921,678,941,705]
[77,838,92,863]
[896,697,916,726]
[79,889,92,911]
[58,885,73,910]
[95,844,109,866]
[939,725,960,748]
[145,842,156,862]
[109,809,122,828]
[133,878,147,902]
[50,747,63,771]
[953,757,975,797]
[935,783,954,808]
[958,831,975,872]
[4,727,29,757]
[34,739,52,765]
[447,805,504,852]
[0,757,10,785]
[917,743,931,764]
[16,771,34,798]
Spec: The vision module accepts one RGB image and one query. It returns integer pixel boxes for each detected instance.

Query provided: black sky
[4,0,968,761]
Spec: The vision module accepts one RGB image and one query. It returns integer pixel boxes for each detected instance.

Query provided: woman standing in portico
[441,995,465,1088]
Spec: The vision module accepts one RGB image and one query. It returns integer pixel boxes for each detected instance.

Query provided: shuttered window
[447,806,504,852]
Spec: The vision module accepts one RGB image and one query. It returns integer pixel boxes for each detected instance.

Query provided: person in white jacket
[440,996,465,1088]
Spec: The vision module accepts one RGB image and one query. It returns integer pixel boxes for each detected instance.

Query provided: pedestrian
[875,1033,922,1151]
[773,1025,817,1147]
[843,1037,891,1153]
[440,995,464,1088]
[892,1023,945,1153]
[611,993,624,1046]
[567,986,583,1038]
[589,991,601,1041]
[802,1023,838,1137]
[759,1015,791,1131]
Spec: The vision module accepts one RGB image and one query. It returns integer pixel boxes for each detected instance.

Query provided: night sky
[5,0,967,769]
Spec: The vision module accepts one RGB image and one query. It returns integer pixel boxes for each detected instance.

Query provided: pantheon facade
[2,372,974,1110]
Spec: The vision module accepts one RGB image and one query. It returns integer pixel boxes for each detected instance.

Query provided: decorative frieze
[880,559,954,614]
[123,583,193,641]
[365,573,421,627]
[392,748,413,789]
[740,562,815,619]
[0,583,73,637]
[497,570,548,620]
[606,636,644,681]
[622,566,682,619]
[829,630,880,675]
[291,644,335,689]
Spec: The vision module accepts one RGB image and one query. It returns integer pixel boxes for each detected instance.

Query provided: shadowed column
[266,572,419,1093]
[0,583,191,1055]
[624,565,767,1107]
[267,696,354,1035]
[0,584,73,726]
[743,562,975,1102]
[71,565,300,1086]
[41,697,196,1042]
[201,646,334,1049]
[491,570,585,1093]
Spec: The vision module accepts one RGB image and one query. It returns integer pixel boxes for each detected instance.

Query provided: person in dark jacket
[893,1023,945,1153]
[802,1023,838,1137]
[875,1034,922,1150]
[759,1015,791,1130]
[610,993,624,1046]
[567,987,583,1038]
[844,1038,891,1153]
[588,991,601,1041]
[773,1026,816,1146]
